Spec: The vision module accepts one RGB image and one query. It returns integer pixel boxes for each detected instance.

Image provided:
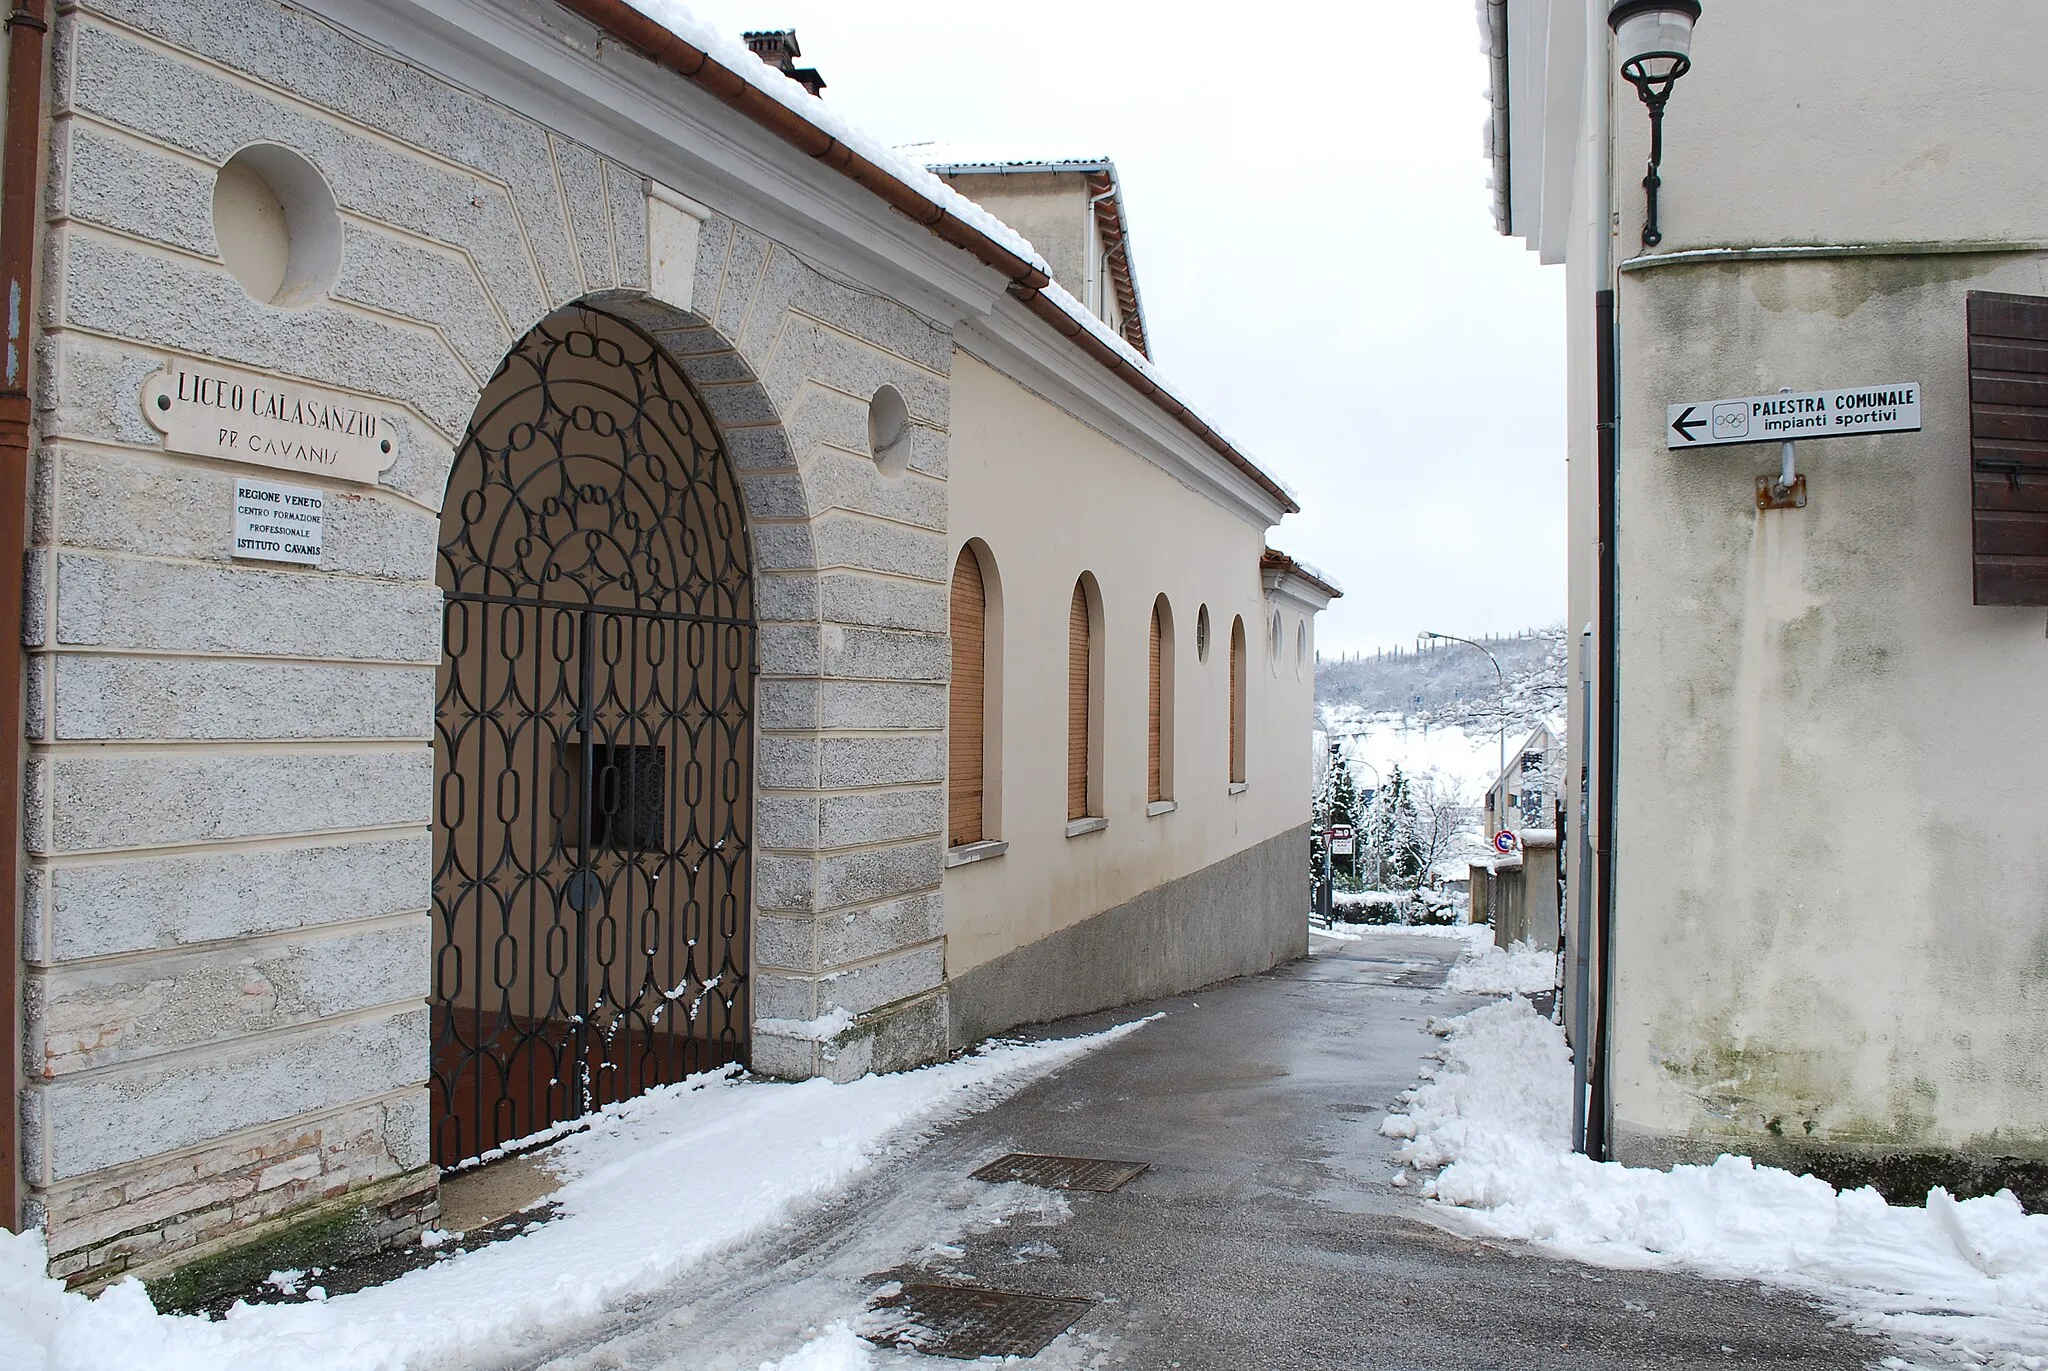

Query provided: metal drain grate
[971,1152,1149,1192]
[865,1282,1092,1359]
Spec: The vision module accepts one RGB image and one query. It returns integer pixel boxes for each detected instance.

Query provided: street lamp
[1609,1,1700,249]
[1422,631,1507,791]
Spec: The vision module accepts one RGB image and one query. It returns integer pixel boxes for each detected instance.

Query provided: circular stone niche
[867,384,912,478]
[212,144,343,308]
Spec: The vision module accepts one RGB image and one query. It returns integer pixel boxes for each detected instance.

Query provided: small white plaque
[232,479,324,566]
[143,360,398,484]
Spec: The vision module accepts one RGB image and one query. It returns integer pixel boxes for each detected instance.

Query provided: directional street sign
[1666,382,1921,450]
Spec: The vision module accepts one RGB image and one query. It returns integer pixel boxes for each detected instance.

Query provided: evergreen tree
[1362,763,1426,889]
[1308,764,1330,906]
[1360,764,1399,891]
[1389,769,1425,887]
[1314,748,1368,891]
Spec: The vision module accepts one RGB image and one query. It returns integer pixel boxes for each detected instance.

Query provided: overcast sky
[687,0,1567,656]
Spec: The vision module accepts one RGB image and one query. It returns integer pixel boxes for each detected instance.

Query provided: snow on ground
[1444,936,1558,997]
[0,1020,1154,1371]
[1381,999,2048,1368]
[760,1325,874,1370]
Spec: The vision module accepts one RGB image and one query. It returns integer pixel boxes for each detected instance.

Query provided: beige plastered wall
[1599,0,2048,1158]
[938,172,1107,320]
[942,352,1313,978]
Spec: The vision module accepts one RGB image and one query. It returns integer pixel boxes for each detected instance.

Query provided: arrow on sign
[1670,405,1706,444]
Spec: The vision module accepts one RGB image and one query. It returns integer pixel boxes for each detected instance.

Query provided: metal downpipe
[1587,287,1620,1162]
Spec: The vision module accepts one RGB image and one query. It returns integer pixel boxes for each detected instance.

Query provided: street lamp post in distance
[1422,630,1507,799]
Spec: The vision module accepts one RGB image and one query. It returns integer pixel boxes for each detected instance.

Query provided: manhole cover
[865,1282,1092,1359]
[971,1152,1149,1192]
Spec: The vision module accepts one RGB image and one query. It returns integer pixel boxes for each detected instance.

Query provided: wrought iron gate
[430,308,754,1166]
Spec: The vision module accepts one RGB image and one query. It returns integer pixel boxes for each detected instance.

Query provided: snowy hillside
[1315,627,1565,802]
[1316,631,1556,718]
[1318,709,1506,803]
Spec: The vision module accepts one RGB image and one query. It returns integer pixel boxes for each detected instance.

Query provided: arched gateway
[430,306,755,1165]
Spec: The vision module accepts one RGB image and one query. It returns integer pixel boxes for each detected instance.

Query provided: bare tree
[1408,770,1483,880]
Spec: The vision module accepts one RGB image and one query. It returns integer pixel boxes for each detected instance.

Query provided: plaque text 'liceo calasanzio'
[143,360,400,484]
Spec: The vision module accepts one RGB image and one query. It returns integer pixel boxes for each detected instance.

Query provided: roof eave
[1261,547,1342,604]
[1482,0,1512,236]
[554,0,1281,510]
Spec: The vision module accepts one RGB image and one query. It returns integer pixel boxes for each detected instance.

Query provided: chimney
[742,29,827,97]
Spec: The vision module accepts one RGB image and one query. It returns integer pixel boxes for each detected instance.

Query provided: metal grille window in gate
[430,307,755,1167]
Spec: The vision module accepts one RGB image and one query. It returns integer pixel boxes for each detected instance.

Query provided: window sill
[1146,800,1177,817]
[945,839,1008,868]
[1227,782,1248,795]
[1065,816,1108,838]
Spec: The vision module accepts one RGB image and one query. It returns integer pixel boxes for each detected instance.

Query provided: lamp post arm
[1423,631,1509,788]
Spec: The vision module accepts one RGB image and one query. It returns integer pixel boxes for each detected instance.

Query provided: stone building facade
[4,0,1330,1291]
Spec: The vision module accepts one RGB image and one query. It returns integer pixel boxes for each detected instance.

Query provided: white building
[0,2,1333,1298]
[1487,0,2048,1204]
[1481,722,1558,838]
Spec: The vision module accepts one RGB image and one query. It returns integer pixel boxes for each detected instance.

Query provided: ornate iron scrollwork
[430,307,755,1166]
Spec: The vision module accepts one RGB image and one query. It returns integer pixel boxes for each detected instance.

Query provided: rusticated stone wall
[23,0,954,1285]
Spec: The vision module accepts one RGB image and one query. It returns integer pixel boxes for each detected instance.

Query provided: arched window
[950,543,997,847]
[1068,575,1102,822]
[1229,615,1248,786]
[1148,595,1174,804]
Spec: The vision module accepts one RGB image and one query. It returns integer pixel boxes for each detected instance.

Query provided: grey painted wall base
[948,824,1310,1049]
[1613,1125,2048,1213]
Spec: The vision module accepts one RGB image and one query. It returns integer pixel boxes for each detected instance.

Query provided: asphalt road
[519,932,1887,1370]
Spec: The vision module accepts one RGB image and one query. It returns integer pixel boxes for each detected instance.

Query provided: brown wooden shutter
[949,546,985,846]
[1147,601,1163,803]
[1229,616,1247,784]
[1968,291,2048,605]
[1068,581,1090,820]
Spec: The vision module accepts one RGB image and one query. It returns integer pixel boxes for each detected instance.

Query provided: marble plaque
[143,360,399,485]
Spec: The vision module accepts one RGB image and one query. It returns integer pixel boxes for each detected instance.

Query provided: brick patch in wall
[31,1091,432,1292]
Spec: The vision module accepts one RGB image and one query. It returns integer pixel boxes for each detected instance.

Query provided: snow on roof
[898,142,1117,174]
[621,2,1047,275]
[1262,546,1342,599]
[904,142,1153,358]
[611,2,1296,513]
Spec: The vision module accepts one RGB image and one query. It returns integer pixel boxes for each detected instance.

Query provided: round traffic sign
[1492,830,1518,855]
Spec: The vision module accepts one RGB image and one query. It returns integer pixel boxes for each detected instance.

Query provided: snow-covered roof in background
[901,141,1152,361]
[602,1,1295,514]
[1262,546,1343,601]
[898,142,1117,175]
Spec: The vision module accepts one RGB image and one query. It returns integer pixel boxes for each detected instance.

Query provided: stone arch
[567,252,958,1085]
[534,289,822,591]
[426,297,812,1164]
